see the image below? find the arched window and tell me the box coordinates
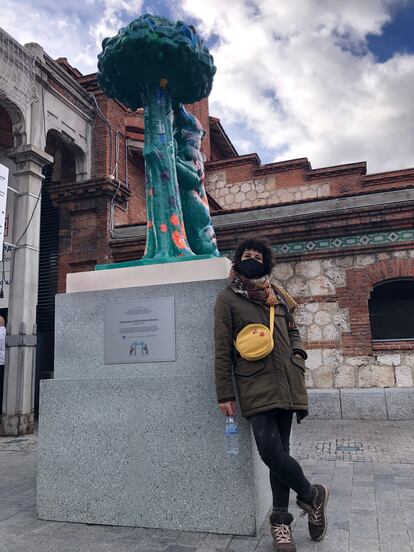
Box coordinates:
[369,278,414,340]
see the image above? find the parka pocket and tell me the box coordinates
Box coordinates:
[286,353,308,407]
[290,353,306,373]
[234,359,265,378]
[233,358,277,414]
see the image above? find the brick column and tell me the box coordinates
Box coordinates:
[49,178,131,293]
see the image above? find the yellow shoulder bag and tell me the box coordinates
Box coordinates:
[234,305,275,361]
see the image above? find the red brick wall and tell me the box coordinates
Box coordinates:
[87,94,147,226]
[56,195,113,293]
[90,94,111,179]
[210,140,224,161]
[104,99,128,182]
[337,258,414,356]
[187,98,210,160]
[274,169,307,188]
[114,158,147,226]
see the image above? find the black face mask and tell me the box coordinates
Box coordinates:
[237,258,266,279]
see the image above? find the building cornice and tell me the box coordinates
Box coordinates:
[39,54,95,119]
[77,73,135,113]
[208,116,239,158]
[205,153,261,171]
[362,167,414,186]
[10,144,53,166]
[49,177,130,205]
[205,157,371,181]
[305,161,367,180]
[256,158,311,175]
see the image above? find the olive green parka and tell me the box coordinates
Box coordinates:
[214,287,309,420]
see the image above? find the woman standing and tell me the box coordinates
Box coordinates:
[214,238,329,552]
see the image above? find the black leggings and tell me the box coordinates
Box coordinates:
[250,409,313,512]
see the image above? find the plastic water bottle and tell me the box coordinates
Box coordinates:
[225,416,239,457]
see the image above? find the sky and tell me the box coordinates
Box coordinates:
[2,0,414,173]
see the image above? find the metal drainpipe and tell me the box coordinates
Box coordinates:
[109,135,133,239]
[31,323,36,422]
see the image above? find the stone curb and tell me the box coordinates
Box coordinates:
[308,387,414,420]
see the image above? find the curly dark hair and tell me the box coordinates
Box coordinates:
[232,238,275,275]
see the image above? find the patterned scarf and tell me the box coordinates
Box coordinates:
[229,268,298,310]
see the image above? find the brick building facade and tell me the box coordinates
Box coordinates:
[47,59,414,400]
[204,156,414,392]
[2,52,412,412]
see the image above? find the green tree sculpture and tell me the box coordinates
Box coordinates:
[97,14,217,261]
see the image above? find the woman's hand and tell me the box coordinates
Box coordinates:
[219,401,236,416]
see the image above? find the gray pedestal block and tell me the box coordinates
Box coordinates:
[54,279,238,380]
[37,279,271,535]
[38,376,269,534]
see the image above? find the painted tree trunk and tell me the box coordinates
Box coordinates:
[142,86,194,260]
[174,103,220,257]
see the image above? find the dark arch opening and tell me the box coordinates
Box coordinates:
[34,129,86,413]
[369,278,414,340]
[45,130,77,183]
[35,130,76,413]
[0,105,14,148]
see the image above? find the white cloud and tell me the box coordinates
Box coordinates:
[179,0,414,172]
[1,0,413,172]
[90,0,144,51]
[1,1,93,72]
[0,0,144,74]
[232,136,254,155]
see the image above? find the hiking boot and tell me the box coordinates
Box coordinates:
[296,483,330,541]
[269,511,296,552]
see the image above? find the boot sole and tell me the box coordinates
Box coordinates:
[272,540,297,552]
[311,484,330,542]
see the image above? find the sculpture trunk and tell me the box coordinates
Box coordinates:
[142,86,194,260]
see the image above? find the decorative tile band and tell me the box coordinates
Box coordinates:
[222,229,414,257]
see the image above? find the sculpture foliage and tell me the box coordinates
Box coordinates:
[98,14,219,261]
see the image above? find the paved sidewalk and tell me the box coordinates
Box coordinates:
[0,420,413,552]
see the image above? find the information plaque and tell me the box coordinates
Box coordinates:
[105,297,175,364]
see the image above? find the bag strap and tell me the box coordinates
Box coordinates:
[269,305,275,334]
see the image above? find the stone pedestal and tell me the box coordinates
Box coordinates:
[37,259,271,535]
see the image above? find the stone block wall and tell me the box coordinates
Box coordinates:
[206,171,331,209]
[271,249,414,390]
